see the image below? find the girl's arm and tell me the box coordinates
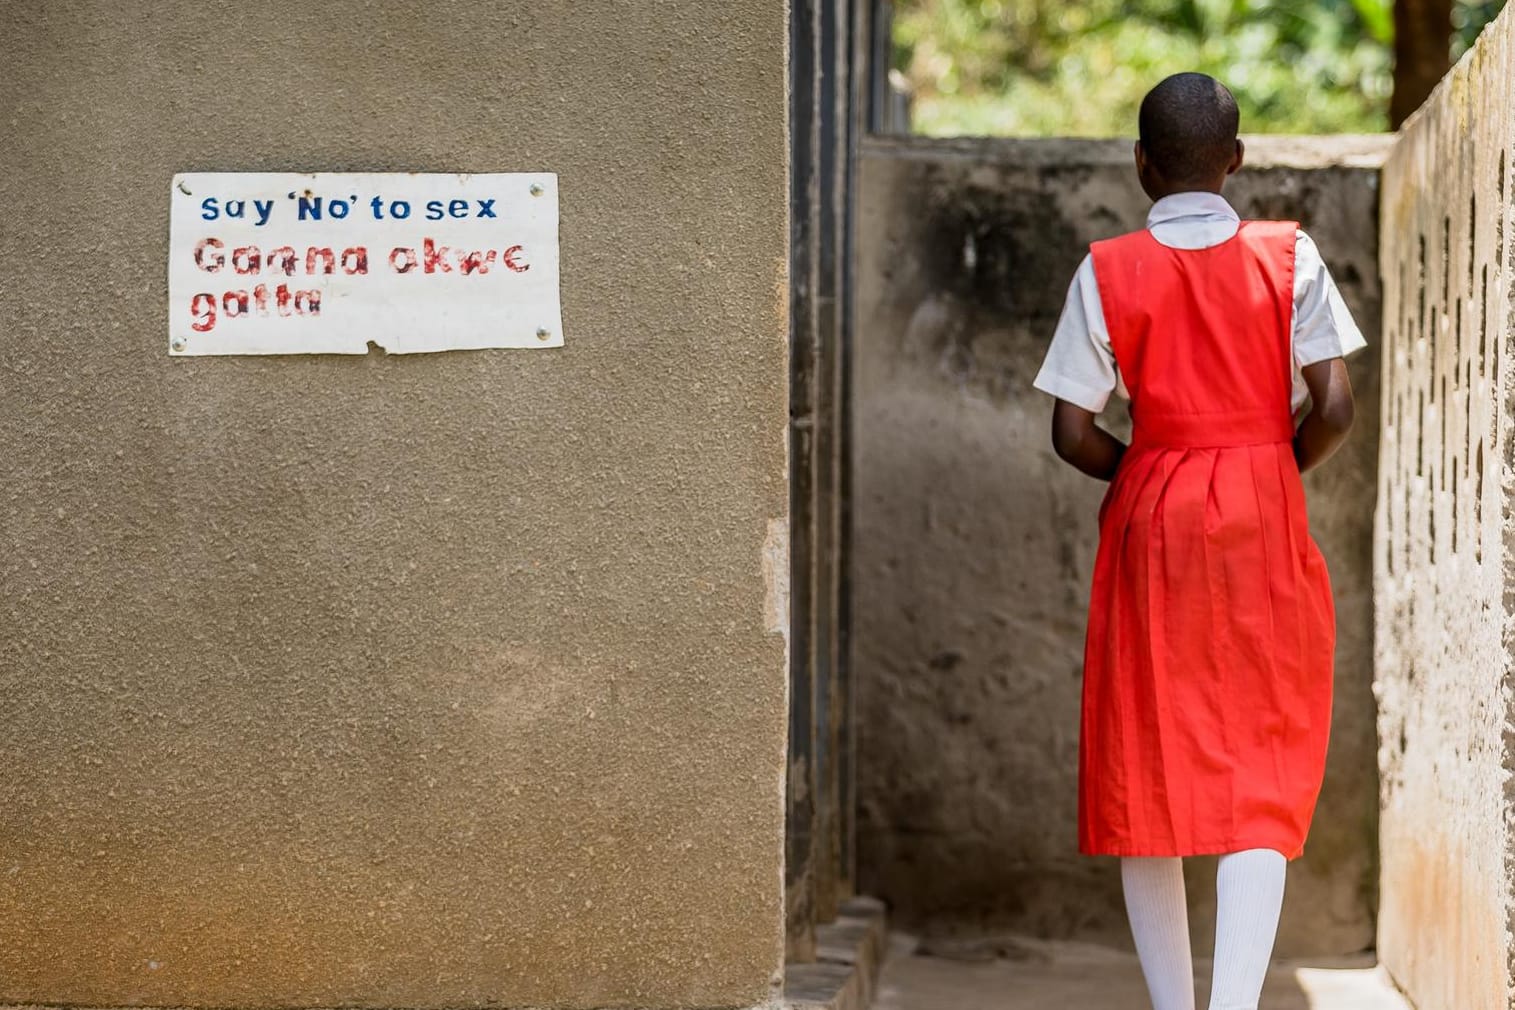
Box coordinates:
[1294,357,1355,473]
[1051,399,1126,482]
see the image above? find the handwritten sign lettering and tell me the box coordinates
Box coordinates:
[168,173,563,355]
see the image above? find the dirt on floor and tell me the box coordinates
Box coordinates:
[875,933,1414,1010]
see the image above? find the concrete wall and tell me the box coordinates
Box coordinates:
[0,3,789,1008]
[853,135,1390,957]
[1375,7,1515,1008]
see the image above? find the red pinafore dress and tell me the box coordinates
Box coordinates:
[1079,220,1334,860]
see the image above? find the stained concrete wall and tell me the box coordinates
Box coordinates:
[853,135,1391,957]
[0,3,788,1008]
[1375,7,1515,1008]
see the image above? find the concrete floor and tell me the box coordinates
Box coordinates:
[875,934,1415,1010]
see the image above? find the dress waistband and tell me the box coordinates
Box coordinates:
[1129,408,1295,449]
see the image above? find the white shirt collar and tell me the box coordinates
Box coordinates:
[1146,191,1239,229]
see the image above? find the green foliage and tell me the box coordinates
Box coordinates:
[1454,0,1506,55]
[893,0,1505,136]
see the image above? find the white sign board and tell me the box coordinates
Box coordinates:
[168,172,563,355]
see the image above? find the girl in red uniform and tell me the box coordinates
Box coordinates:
[1033,74,1361,1010]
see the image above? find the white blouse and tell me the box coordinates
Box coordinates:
[1032,191,1367,414]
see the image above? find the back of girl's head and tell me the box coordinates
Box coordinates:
[1138,73,1240,187]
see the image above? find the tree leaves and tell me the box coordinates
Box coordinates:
[892,0,1502,135]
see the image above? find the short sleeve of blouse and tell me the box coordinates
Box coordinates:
[1032,254,1119,413]
[1293,230,1367,366]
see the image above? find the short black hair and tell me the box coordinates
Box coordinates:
[1138,73,1240,185]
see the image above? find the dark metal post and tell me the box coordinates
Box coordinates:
[788,0,863,953]
[787,0,821,962]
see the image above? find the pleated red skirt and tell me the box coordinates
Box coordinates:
[1078,221,1335,860]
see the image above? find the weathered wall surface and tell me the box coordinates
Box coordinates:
[0,3,788,1008]
[853,135,1390,956]
[1375,7,1515,1008]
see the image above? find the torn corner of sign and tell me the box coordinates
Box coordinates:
[166,171,564,357]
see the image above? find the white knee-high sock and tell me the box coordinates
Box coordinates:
[1208,848,1287,1010]
[1121,856,1196,1010]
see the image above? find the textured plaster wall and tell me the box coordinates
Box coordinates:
[1375,7,1515,1008]
[0,3,789,1008]
[853,135,1390,957]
